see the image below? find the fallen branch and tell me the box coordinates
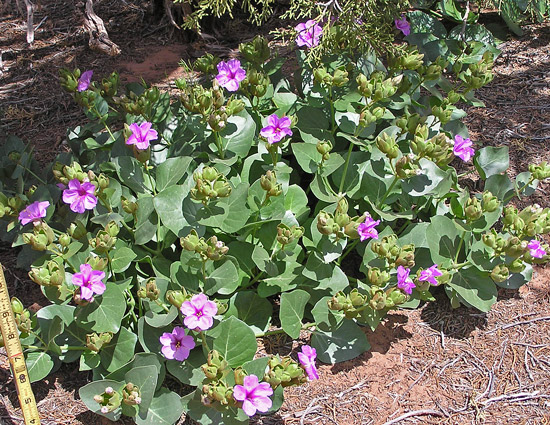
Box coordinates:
[482,391,550,405]
[382,409,445,425]
[83,0,121,56]
[487,316,550,334]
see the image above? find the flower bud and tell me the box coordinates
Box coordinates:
[239,35,270,65]
[122,382,142,406]
[145,279,159,301]
[11,297,24,314]
[317,211,339,235]
[481,191,499,213]
[465,197,483,222]
[529,162,550,180]
[316,140,332,161]
[395,154,419,179]
[166,290,186,309]
[376,133,399,159]
[491,264,509,283]
[368,267,390,286]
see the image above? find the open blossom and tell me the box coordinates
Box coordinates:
[72,263,106,301]
[395,14,411,36]
[77,70,93,92]
[180,293,218,331]
[233,374,273,417]
[126,122,158,150]
[528,240,546,258]
[357,215,380,242]
[260,114,292,144]
[63,179,97,214]
[295,20,323,48]
[298,345,319,380]
[216,59,246,92]
[453,135,475,162]
[18,201,49,226]
[419,264,443,286]
[159,326,195,361]
[397,265,415,295]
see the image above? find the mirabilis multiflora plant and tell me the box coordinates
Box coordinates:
[1,19,550,425]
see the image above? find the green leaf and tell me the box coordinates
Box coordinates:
[311,320,370,363]
[205,259,240,295]
[291,143,322,174]
[485,174,515,203]
[243,357,270,378]
[407,10,447,37]
[474,146,509,180]
[280,289,310,339]
[135,195,158,245]
[303,255,349,293]
[75,283,126,333]
[79,379,123,421]
[259,262,305,296]
[496,264,533,289]
[208,316,257,367]
[156,157,193,191]
[26,351,55,382]
[144,305,179,328]
[153,185,188,236]
[402,158,452,197]
[167,349,206,387]
[427,215,463,264]
[135,388,184,425]
[448,267,497,312]
[100,327,138,372]
[197,183,251,233]
[137,318,172,354]
[311,296,344,331]
[111,247,137,273]
[114,156,152,194]
[226,291,273,333]
[123,365,158,415]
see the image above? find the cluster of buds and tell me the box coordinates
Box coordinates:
[490,264,510,283]
[482,230,526,257]
[413,268,451,291]
[388,47,424,71]
[0,193,24,221]
[93,386,121,414]
[166,289,187,309]
[317,199,365,239]
[395,154,420,179]
[180,83,224,116]
[328,289,369,318]
[276,224,304,247]
[376,133,399,159]
[371,235,415,268]
[240,68,270,99]
[260,170,282,200]
[68,221,88,240]
[419,56,447,81]
[114,86,160,117]
[314,67,349,87]
[410,128,454,166]
[122,382,142,406]
[194,53,221,74]
[99,71,119,98]
[431,103,454,125]
[190,167,232,204]
[263,355,307,388]
[360,106,386,127]
[181,230,229,262]
[368,286,408,310]
[89,221,119,254]
[11,297,32,334]
[22,222,55,251]
[239,36,270,66]
[503,204,550,237]
[529,162,550,181]
[121,196,138,216]
[86,332,113,352]
[459,52,494,90]
[201,350,234,407]
[138,278,160,301]
[356,72,399,102]
[52,162,108,193]
[396,113,427,136]
[59,68,88,93]
[316,140,333,163]
[29,258,65,287]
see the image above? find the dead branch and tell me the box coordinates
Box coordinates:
[83,0,121,56]
[382,409,445,425]
[23,0,33,44]
[487,316,550,333]
[483,391,550,405]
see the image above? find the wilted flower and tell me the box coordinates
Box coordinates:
[528,240,546,258]
[180,293,218,331]
[126,122,158,150]
[260,114,293,144]
[19,201,49,226]
[215,59,246,92]
[395,14,411,36]
[63,179,97,214]
[159,326,195,361]
[72,263,106,301]
[453,135,475,162]
[232,374,273,417]
[397,265,415,295]
[298,345,319,380]
[357,215,380,242]
[77,70,93,92]
[418,264,443,286]
[295,20,323,48]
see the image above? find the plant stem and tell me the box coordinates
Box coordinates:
[377,176,399,209]
[454,231,467,264]
[154,299,171,314]
[255,322,316,338]
[339,143,354,193]
[339,239,359,264]
[214,131,225,159]
[200,331,211,352]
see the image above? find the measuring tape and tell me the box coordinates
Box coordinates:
[0,265,41,425]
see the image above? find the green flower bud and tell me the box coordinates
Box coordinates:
[505,236,527,258]
[529,162,550,180]
[206,236,229,261]
[370,291,387,310]
[122,382,142,406]
[395,154,420,179]
[491,264,509,283]
[94,386,121,414]
[317,211,340,235]
[121,197,138,215]
[195,53,221,74]
[349,288,367,307]
[368,267,390,286]
[386,288,407,307]
[11,297,24,314]
[277,223,304,246]
[86,332,113,352]
[260,170,282,198]
[316,140,333,161]
[239,36,270,65]
[376,133,399,159]
[482,191,499,212]
[145,279,159,301]
[332,69,349,87]
[465,197,483,222]
[314,67,332,85]
[343,215,366,239]
[166,290,186,309]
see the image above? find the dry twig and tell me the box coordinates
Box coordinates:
[381,409,445,425]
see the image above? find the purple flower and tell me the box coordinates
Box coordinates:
[528,240,546,259]
[418,264,443,286]
[18,201,50,226]
[397,265,415,295]
[180,293,218,331]
[126,122,158,150]
[298,345,319,380]
[453,135,475,162]
[259,114,293,144]
[72,263,106,301]
[77,70,93,92]
[159,326,195,361]
[295,20,323,48]
[395,14,411,36]
[215,59,246,92]
[62,179,97,214]
[233,375,273,417]
[357,215,380,242]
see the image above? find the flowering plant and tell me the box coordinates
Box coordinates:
[1,22,550,425]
